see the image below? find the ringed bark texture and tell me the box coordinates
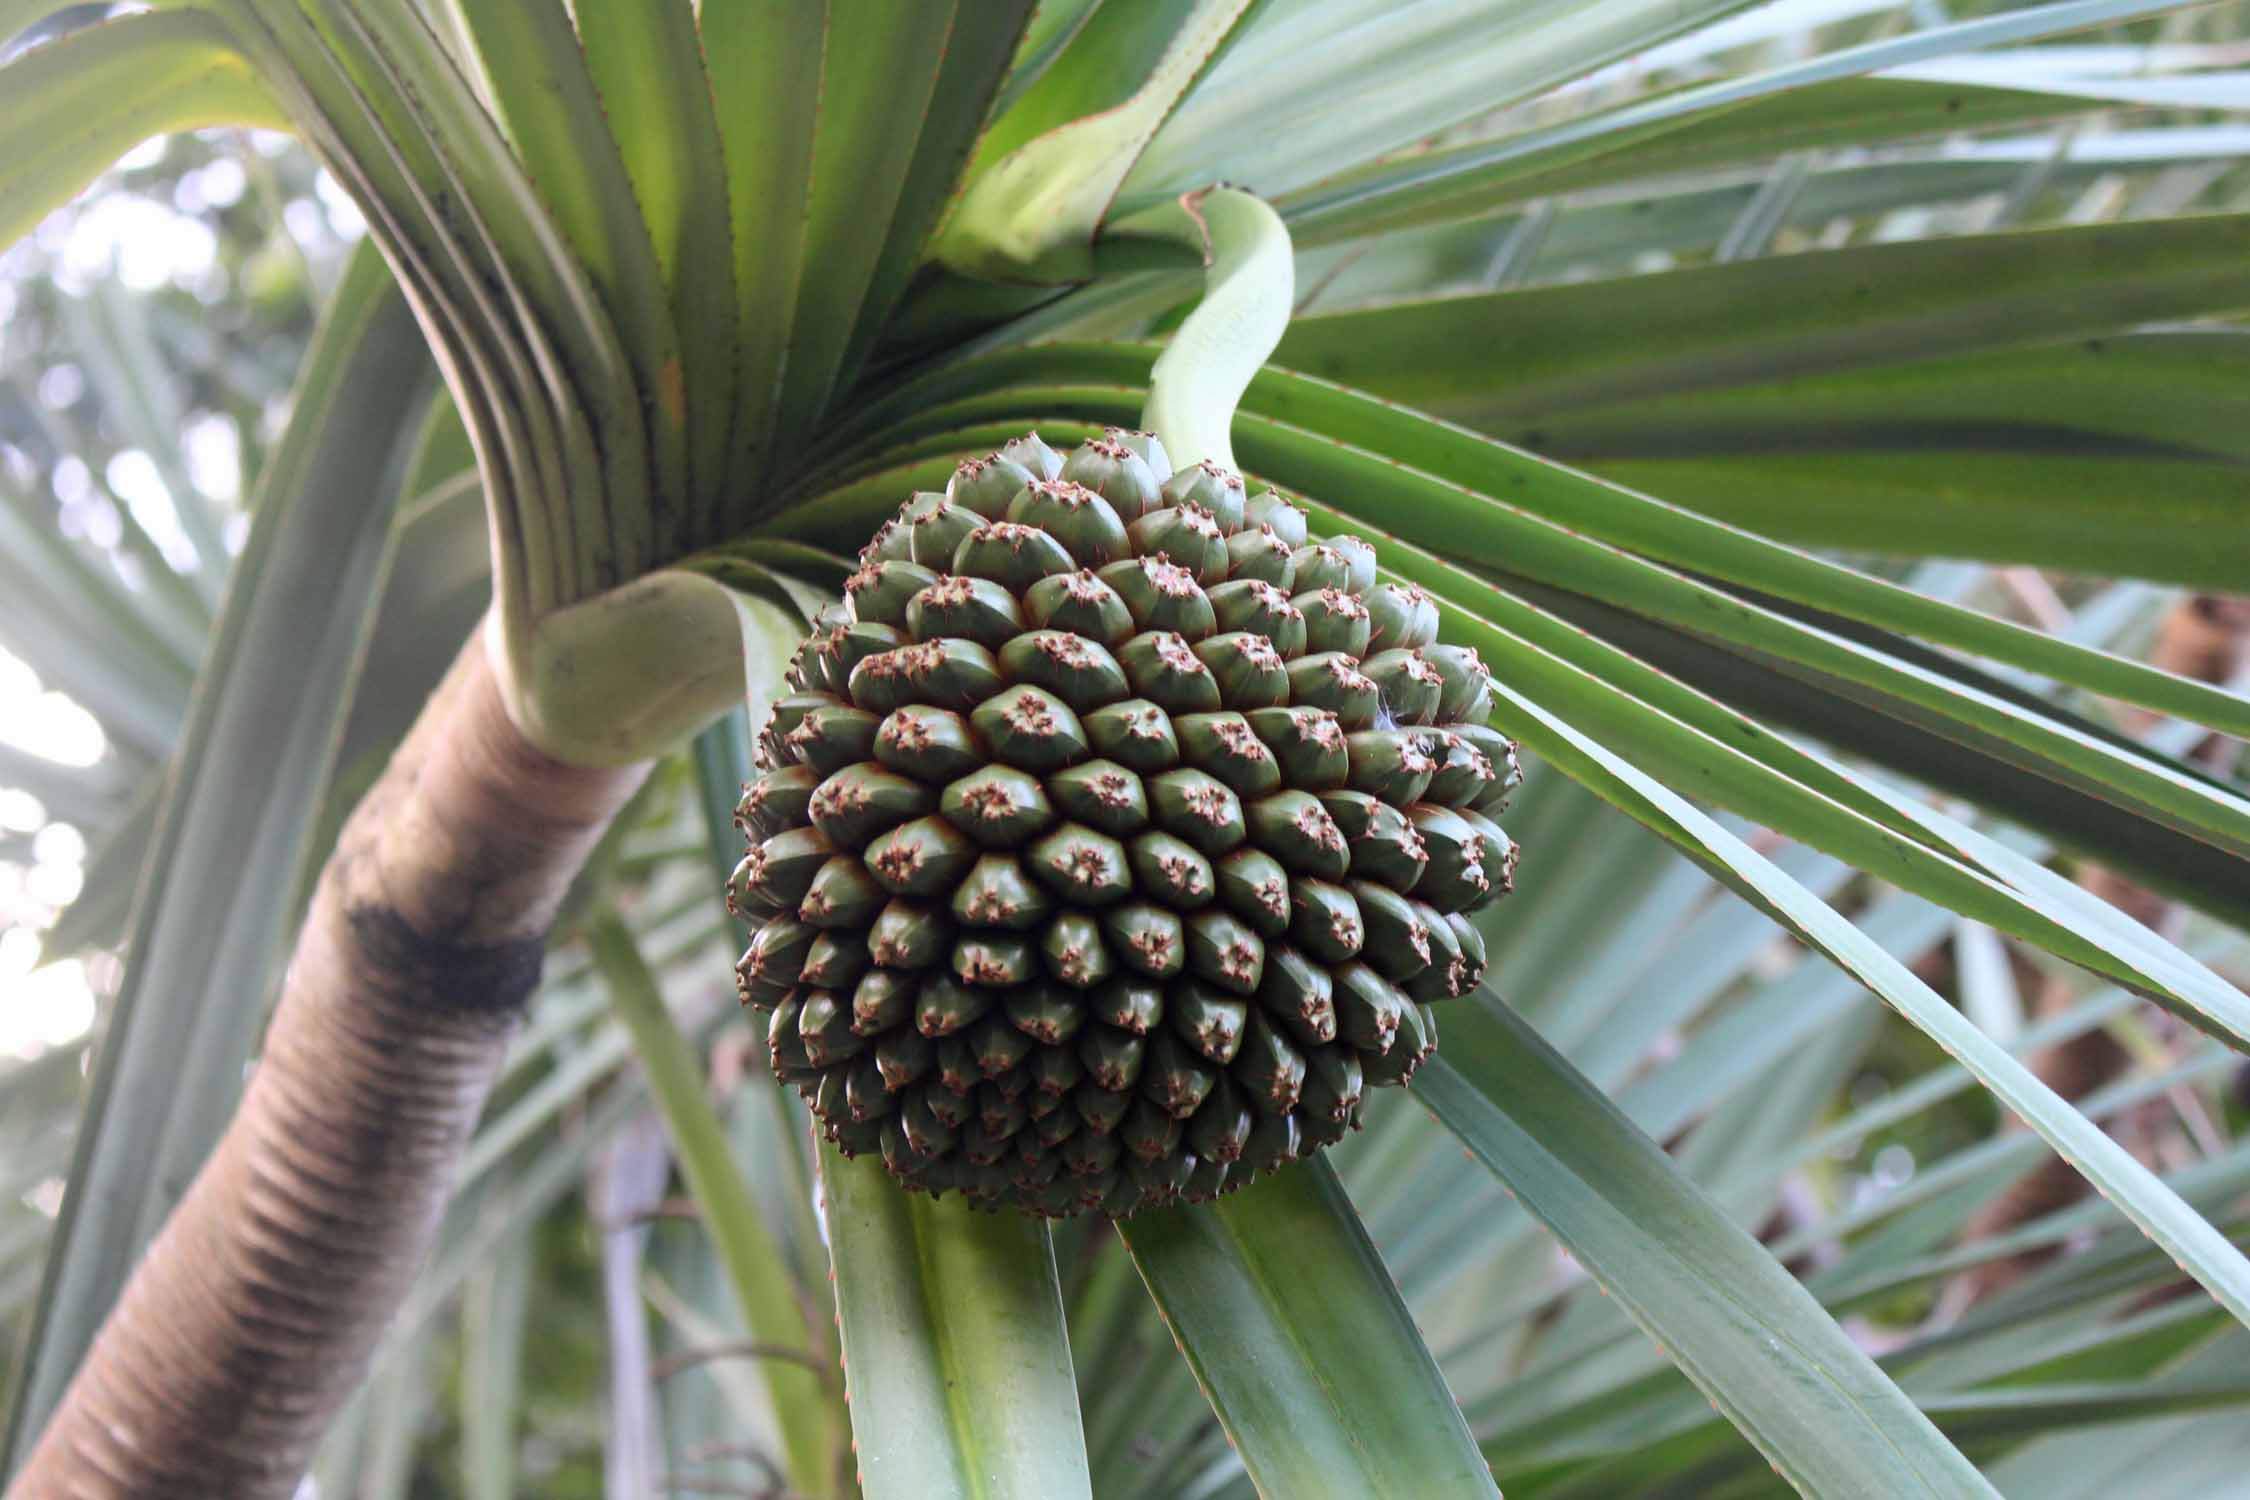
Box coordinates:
[11,639,646,1499]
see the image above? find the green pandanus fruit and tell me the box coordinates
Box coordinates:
[728,427,1523,1218]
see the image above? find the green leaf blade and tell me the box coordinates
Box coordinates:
[454,0,686,568]
[763,0,958,472]
[702,0,824,503]
[1476,677,2250,1333]
[831,1,1039,404]
[574,0,738,532]
[1273,215,2250,438]
[1119,1160,1502,1500]
[820,1146,1093,1500]
[1584,450,2250,593]
[1417,1002,2000,1499]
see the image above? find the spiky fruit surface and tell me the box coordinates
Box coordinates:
[730,429,1523,1218]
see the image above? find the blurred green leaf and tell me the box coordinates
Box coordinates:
[65,279,229,597]
[0,10,285,250]
[688,718,826,1291]
[459,1222,533,1500]
[1128,0,1768,200]
[588,915,841,1500]
[1288,77,2108,246]
[1279,0,2218,245]
[1419,998,1998,1498]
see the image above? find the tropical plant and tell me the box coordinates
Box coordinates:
[2,1,2248,1497]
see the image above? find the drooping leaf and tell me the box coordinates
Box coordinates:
[1221,367,2250,731]
[0,10,286,250]
[1417,998,2000,1499]
[1468,675,2250,1329]
[802,338,2250,719]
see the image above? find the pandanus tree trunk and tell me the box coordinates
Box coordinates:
[10,640,645,1498]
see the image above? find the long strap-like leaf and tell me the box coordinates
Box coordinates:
[819,1145,1093,1500]
[0,10,287,249]
[1418,999,2000,1499]
[2,241,434,1469]
[1119,1160,1501,1500]
[1483,675,2250,1328]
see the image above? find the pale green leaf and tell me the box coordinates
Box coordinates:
[0,10,286,252]
[1119,1160,1501,1500]
[575,0,736,525]
[819,1144,1092,1500]
[936,0,1261,282]
[1420,999,2003,1498]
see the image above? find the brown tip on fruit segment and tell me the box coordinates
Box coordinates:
[960,783,1014,821]
[872,843,923,883]
[1056,846,1109,889]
